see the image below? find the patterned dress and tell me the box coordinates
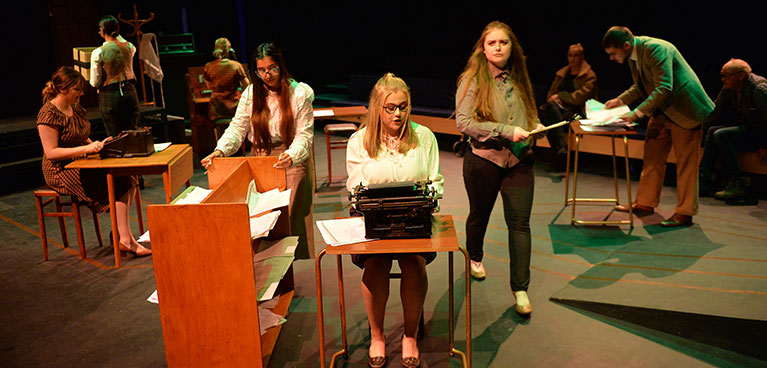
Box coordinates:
[37,102,135,213]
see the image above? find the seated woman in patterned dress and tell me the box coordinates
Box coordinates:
[37,66,150,257]
[345,73,444,368]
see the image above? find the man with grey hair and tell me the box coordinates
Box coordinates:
[699,58,767,200]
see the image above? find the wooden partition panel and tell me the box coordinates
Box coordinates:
[148,203,263,367]
[204,161,253,204]
[206,156,283,191]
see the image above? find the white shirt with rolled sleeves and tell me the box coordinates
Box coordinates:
[214,80,314,166]
[346,122,444,197]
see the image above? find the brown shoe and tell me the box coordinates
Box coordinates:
[660,214,693,227]
[614,203,654,216]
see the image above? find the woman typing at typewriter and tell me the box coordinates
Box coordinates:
[37,66,150,256]
[90,15,140,137]
[200,43,315,259]
[455,21,543,315]
[346,73,443,368]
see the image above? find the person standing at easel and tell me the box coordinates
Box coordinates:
[90,15,139,137]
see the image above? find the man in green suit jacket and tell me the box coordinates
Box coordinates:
[602,26,714,227]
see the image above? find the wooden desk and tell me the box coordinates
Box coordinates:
[565,122,638,228]
[314,105,368,124]
[315,215,471,367]
[66,144,193,267]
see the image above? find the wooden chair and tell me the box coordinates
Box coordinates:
[34,186,143,261]
[323,123,357,186]
[34,187,102,260]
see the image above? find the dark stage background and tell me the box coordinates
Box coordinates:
[2,1,764,119]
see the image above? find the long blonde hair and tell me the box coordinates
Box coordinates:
[457,21,538,128]
[363,73,418,158]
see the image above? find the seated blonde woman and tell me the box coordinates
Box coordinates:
[346,73,443,368]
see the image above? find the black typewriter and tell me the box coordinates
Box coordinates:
[99,127,155,158]
[349,181,439,239]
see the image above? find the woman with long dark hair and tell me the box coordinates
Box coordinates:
[201,43,315,259]
[456,21,543,315]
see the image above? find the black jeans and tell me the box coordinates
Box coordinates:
[99,81,139,136]
[700,125,762,179]
[463,148,534,292]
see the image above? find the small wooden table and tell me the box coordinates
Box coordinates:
[565,121,638,228]
[315,214,471,367]
[66,144,193,267]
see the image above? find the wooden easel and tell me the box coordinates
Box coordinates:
[118,3,155,106]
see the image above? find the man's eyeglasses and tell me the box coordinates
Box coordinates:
[721,71,744,79]
[256,66,280,78]
[382,103,408,114]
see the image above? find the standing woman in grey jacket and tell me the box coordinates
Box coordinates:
[455,20,543,316]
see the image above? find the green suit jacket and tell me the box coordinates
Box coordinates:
[618,36,714,129]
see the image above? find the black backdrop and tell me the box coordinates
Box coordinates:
[3,0,764,119]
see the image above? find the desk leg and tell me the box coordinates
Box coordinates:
[451,248,472,367]
[316,249,327,368]
[335,255,349,363]
[611,137,620,204]
[570,134,581,225]
[624,136,634,229]
[107,173,121,268]
[162,169,172,203]
[564,127,573,205]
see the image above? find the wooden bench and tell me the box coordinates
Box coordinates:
[147,156,294,367]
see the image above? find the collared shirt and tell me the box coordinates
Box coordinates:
[215,80,314,166]
[455,71,534,168]
[346,122,444,196]
[89,35,136,88]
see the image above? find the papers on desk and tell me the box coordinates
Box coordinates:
[316,217,372,246]
[313,109,335,118]
[250,210,281,239]
[154,142,172,152]
[579,99,636,131]
[171,186,212,204]
[246,181,291,216]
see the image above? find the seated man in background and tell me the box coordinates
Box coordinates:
[699,59,767,200]
[539,43,597,171]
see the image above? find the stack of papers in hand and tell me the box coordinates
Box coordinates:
[316,217,371,246]
[579,99,636,131]
[250,210,281,239]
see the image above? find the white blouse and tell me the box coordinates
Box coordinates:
[215,80,314,166]
[346,122,444,196]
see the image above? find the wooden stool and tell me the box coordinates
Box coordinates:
[323,123,357,185]
[34,187,103,261]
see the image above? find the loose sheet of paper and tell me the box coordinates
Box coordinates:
[250,210,281,239]
[316,217,371,246]
[248,187,291,217]
[580,99,632,126]
[174,186,212,205]
[147,289,158,304]
[154,142,172,152]
[313,109,335,118]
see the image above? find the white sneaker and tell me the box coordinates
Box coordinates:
[470,261,486,280]
[514,291,532,315]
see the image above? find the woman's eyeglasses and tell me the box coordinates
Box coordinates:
[256,66,280,78]
[382,103,408,114]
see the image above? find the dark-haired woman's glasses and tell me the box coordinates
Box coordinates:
[256,66,280,78]
[382,103,408,114]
